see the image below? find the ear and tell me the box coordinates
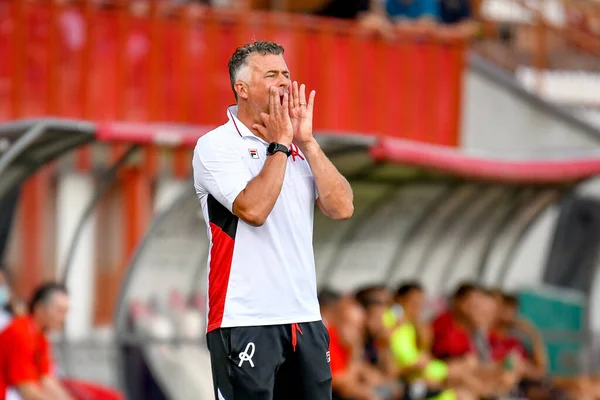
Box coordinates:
[235,81,249,100]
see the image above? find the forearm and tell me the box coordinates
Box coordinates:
[378,351,399,379]
[415,323,433,350]
[359,363,385,386]
[522,362,545,380]
[522,323,548,374]
[334,374,377,400]
[233,152,288,226]
[301,139,353,219]
[17,384,51,400]
[43,378,74,400]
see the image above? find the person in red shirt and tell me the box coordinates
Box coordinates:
[0,282,74,400]
[432,284,520,398]
[320,291,399,400]
[431,283,479,361]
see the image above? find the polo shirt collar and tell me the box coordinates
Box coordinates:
[227,105,267,143]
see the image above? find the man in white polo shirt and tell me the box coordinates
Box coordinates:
[192,41,354,399]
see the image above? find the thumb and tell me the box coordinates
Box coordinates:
[252,124,267,137]
[259,112,269,125]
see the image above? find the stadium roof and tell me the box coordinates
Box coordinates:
[2,118,600,200]
[371,138,600,184]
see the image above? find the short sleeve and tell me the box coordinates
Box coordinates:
[327,327,348,378]
[193,139,253,213]
[39,337,52,376]
[4,328,39,385]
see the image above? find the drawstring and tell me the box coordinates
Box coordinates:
[289,144,304,162]
[291,323,303,352]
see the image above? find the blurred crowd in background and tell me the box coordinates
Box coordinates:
[97,0,475,24]
[321,281,600,400]
[3,264,598,400]
[44,0,477,33]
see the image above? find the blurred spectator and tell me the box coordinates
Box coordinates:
[301,0,395,39]
[384,0,439,23]
[470,289,497,363]
[488,292,566,400]
[354,286,397,380]
[384,282,482,400]
[0,282,73,400]
[431,283,525,398]
[438,0,480,36]
[492,292,598,399]
[431,283,478,361]
[322,293,401,400]
[313,0,370,19]
[490,292,546,379]
[439,0,471,24]
[318,287,342,326]
[470,289,523,395]
[173,0,246,9]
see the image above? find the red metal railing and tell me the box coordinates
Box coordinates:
[475,0,600,78]
[0,0,468,145]
[0,0,469,319]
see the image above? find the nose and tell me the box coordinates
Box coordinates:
[279,76,290,89]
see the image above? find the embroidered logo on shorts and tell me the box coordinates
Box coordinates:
[238,342,256,368]
[218,388,226,400]
[326,351,331,363]
[248,149,259,159]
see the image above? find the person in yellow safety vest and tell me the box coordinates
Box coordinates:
[382,283,481,400]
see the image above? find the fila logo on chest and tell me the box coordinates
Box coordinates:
[248,149,260,159]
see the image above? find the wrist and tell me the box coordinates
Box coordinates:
[276,137,293,148]
[298,138,319,155]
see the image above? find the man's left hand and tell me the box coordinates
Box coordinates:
[288,81,316,149]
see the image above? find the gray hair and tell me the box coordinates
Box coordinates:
[228,41,285,101]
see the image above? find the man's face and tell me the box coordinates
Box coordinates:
[469,293,498,330]
[244,53,291,114]
[499,302,518,327]
[456,290,487,325]
[455,290,476,317]
[42,292,70,332]
[338,301,366,346]
[365,304,387,336]
[400,289,425,321]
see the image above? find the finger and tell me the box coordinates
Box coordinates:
[293,81,299,109]
[299,83,307,106]
[259,112,269,125]
[252,123,267,137]
[269,86,278,115]
[274,86,284,117]
[281,92,289,116]
[307,90,316,113]
[288,83,294,111]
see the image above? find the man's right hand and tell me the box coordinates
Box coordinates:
[253,87,294,147]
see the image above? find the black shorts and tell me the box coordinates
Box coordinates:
[206,321,332,400]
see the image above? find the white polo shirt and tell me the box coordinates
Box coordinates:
[192,106,321,332]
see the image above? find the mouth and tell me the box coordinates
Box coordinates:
[279,94,285,106]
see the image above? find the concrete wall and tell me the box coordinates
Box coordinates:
[460,56,600,152]
[461,57,600,334]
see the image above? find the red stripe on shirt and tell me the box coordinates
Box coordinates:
[207,222,235,332]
